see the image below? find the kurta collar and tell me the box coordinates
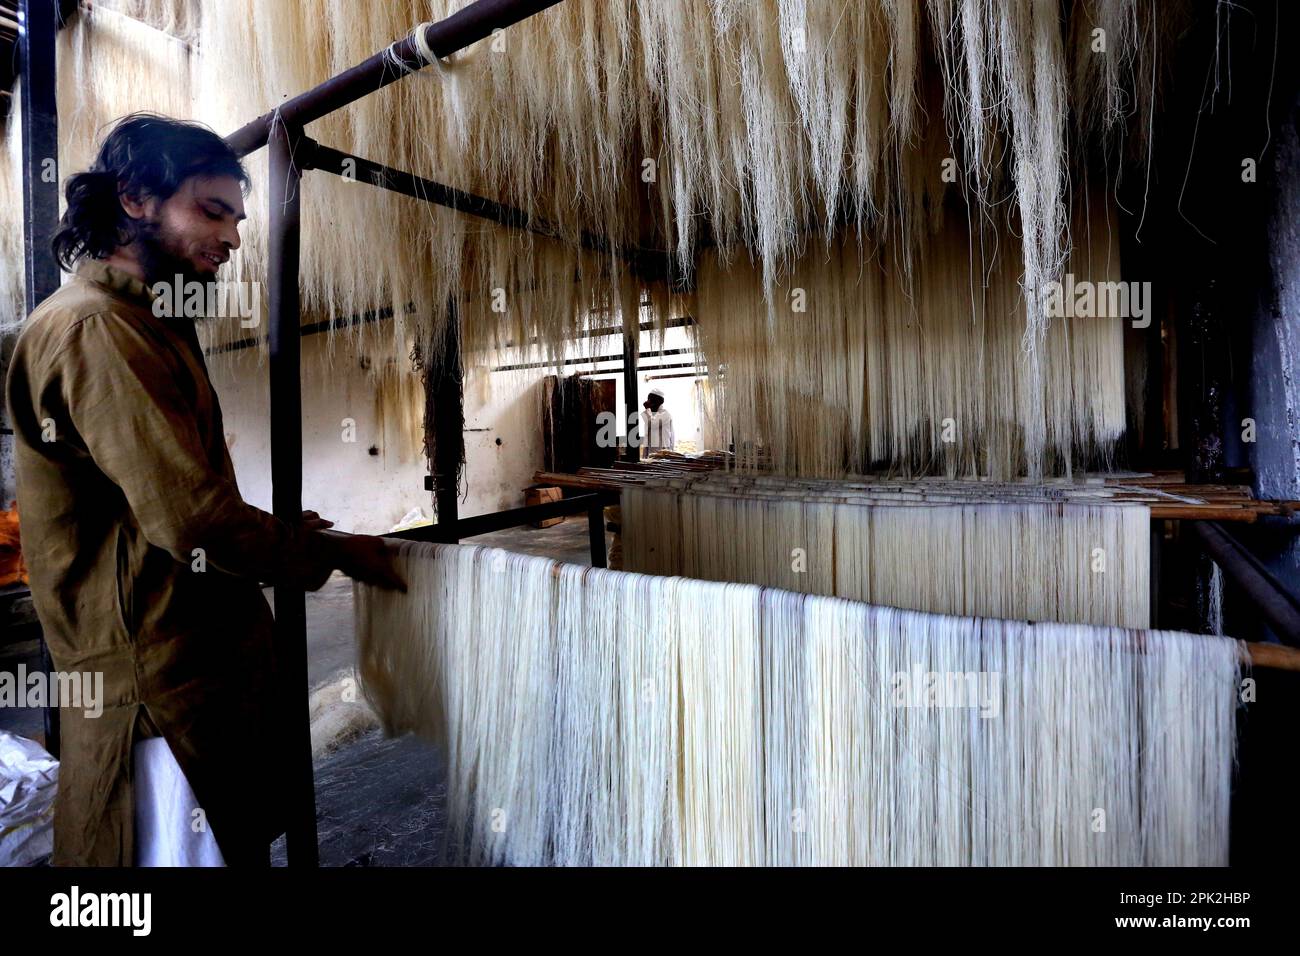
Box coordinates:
[74,259,158,308]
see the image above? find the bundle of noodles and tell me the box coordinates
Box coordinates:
[24,0,1167,354]
[356,540,1240,866]
[0,1,1179,475]
[692,194,1126,478]
[621,475,1151,628]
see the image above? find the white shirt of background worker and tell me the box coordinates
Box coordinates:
[641,388,675,452]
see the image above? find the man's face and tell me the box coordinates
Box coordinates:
[130,174,245,284]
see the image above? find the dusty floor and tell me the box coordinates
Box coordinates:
[1,516,609,866]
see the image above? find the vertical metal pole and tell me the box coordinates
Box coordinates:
[19,0,60,310]
[18,0,62,759]
[431,299,462,543]
[267,122,318,866]
[622,318,639,462]
[587,501,607,568]
[1149,521,1162,630]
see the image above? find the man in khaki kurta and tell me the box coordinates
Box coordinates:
[8,259,304,865]
[6,114,401,865]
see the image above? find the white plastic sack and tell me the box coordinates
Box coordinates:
[389,507,431,533]
[0,731,58,866]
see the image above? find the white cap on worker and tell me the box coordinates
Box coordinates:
[648,387,665,399]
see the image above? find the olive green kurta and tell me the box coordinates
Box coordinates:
[6,259,313,866]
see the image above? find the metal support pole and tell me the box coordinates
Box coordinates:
[267,122,319,866]
[388,491,612,542]
[430,300,463,544]
[587,502,607,568]
[18,0,62,759]
[1190,521,1300,645]
[1150,521,1162,630]
[19,0,60,310]
[622,318,639,463]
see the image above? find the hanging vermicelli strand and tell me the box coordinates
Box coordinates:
[0,2,1161,484]
[690,197,1127,479]
[5,3,1171,418]
[621,477,1151,628]
[357,541,1240,867]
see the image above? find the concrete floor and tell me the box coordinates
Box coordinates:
[1,516,608,866]
[474,512,607,565]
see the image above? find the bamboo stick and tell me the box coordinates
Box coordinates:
[1244,641,1300,672]
[1148,505,1258,522]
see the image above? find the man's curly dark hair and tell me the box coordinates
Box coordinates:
[51,112,249,271]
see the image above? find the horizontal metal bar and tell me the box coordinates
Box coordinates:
[388,490,618,543]
[308,141,548,230]
[304,139,671,280]
[204,302,414,356]
[505,315,696,347]
[645,371,710,381]
[492,347,695,373]
[225,0,563,157]
[575,362,702,376]
[203,297,691,357]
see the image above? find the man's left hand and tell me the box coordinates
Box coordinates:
[299,510,335,532]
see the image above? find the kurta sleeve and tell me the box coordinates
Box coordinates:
[663,411,675,450]
[54,311,322,584]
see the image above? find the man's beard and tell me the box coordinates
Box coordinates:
[134,218,206,287]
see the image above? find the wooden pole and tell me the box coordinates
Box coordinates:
[1243,641,1300,672]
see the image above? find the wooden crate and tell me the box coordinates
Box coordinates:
[525,486,564,528]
